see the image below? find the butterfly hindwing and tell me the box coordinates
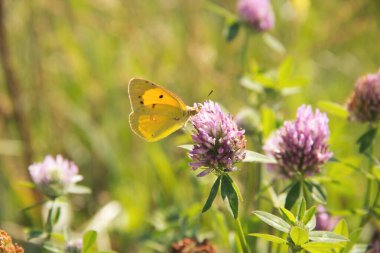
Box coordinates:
[129,104,189,142]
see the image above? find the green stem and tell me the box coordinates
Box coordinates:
[235,216,251,253]
[360,145,374,226]
[45,199,56,241]
[372,182,380,207]
[275,243,281,253]
[300,178,312,208]
[240,28,250,75]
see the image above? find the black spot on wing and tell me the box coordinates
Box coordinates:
[159,94,163,98]
[152,104,156,108]
[140,101,144,105]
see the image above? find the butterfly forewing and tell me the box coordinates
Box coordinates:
[129,78,187,110]
[128,78,194,142]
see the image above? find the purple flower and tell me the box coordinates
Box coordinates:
[264,105,333,178]
[347,70,380,123]
[315,205,340,231]
[28,155,83,198]
[237,0,275,32]
[65,239,83,253]
[189,101,247,177]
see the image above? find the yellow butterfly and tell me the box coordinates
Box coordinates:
[128,78,199,142]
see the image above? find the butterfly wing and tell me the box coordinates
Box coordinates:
[128,78,191,141]
[129,104,190,142]
[128,78,187,111]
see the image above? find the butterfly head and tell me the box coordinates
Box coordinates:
[187,106,199,116]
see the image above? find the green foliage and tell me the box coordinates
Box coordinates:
[225,21,241,42]
[202,176,221,213]
[356,127,378,154]
[251,199,348,252]
[221,175,239,219]
[83,230,98,253]
[317,101,349,119]
[243,150,277,164]
[1,0,380,252]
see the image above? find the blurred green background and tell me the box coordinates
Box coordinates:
[0,0,380,252]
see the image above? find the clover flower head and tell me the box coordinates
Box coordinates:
[189,101,246,177]
[0,229,24,253]
[171,238,216,253]
[237,0,275,32]
[347,70,380,123]
[28,155,83,198]
[315,205,340,231]
[65,239,83,253]
[264,105,333,178]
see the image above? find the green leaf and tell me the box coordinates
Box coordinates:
[297,198,306,221]
[205,1,236,20]
[202,176,221,213]
[309,231,349,243]
[356,127,378,154]
[290,226,309,246]
[83,230,98,253]
[53,207,61,224]
[261,106,277,139]
[43,244,61,253]
[262,33,286,55]
[224,21,240,42]
[248,233,287,244]
[302,206,316,225]
[349,244,368,253]
[221,175,239,219]
[226,174,244,202]
[28,229,45,240]
[305,215,316,231]
[373,166,380,182]
[317,101,349,119]
[252,211,291,233]
[333,219,349,237]
[243,150,277,164]
[21,200,48,212]
[342,229,362,253]
[178,144,193,151]
[279,207,296,225]
[278,57,294,85]
[310,183,327,204]
[240,77,264,92]
[285,181,301,210]
[67,185,91,195]
[302,242,345,253]
[302,181,314,207]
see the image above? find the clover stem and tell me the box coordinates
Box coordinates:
[235,216,251,253]
[240,27,250,75]
[361,134,375,226]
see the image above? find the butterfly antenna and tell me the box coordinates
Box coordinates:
[207,90,213,98]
